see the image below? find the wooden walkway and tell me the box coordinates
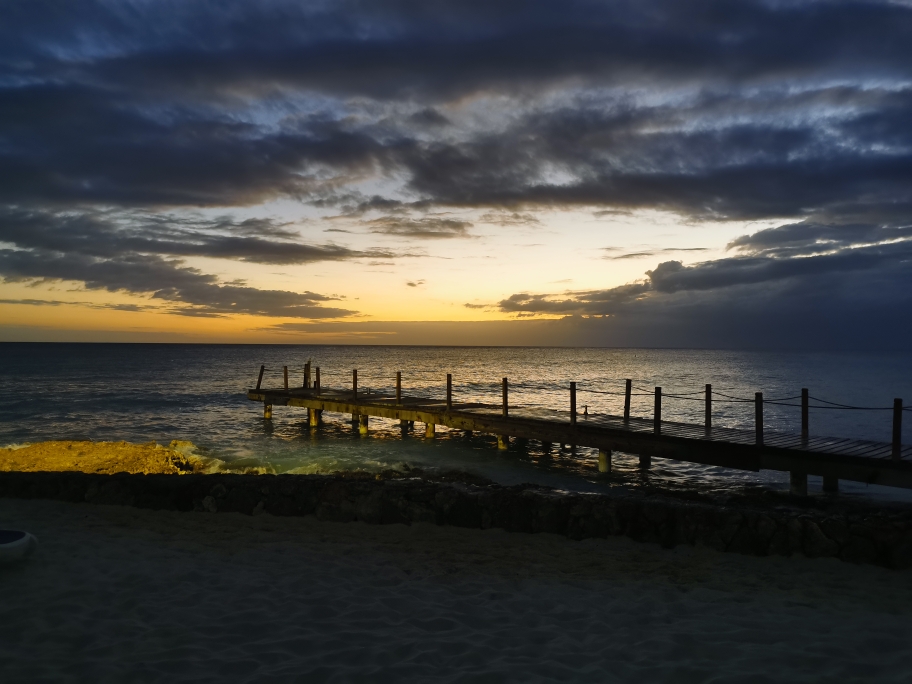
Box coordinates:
[247,368,912,493]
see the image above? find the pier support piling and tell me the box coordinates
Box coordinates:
[755,392,764,447]
[790,472,808,496]
[497,434,509,451]
[598,449,611,474]
[705,384,712,431]
[570,382,577,425]
[256,365,265,391]
[502,377,509,418]
[893,398,903,459]
[623,379,631,422]
[315,367,321,394]
[264,403,273,420]
[396,372,401,404]
[639,454,651,469]
[801,388,809,445]
[654,387,662,434]
[283,366,289,390]
[308,408,319,428]
[446,373,452,410]
[425,422,435,438]
[359,413,369,436]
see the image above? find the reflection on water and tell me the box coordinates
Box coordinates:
[1,343,910,501]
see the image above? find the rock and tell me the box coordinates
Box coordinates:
[801,519,838,558]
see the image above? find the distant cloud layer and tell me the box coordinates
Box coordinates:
[1,0,911,343]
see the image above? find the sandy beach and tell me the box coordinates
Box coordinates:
[2,498,911,683]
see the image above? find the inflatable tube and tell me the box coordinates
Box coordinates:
[0,530,38,565]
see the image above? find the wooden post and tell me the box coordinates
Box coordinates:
[705,384,712,431]
[502,377,509,418]
[570,382,577,425]
[315,367,321,394]
[396,371,402,404]
[598,449,611,474]
[256,365,265,390]
[308,408,319,427]
[352,369,358,399]
[893,398,903,459]
[359,413,368,436]
[801,388,809,442]
[623,379,632,422]
[755,392,763,446]
[790,472,808,496]
[283,366,288,390]
[264,403,272,420]
[653,387,662,434]
[425,422,435,438]
[303,362,311,389]
[446,373,452,410]
[497,434,508,450]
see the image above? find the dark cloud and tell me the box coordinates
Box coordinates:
[0,208,364,318]
[608,247,709,260]
[1,1,910,222]
[0,207,396,265]
[365,217,473,239]
[0,249,354,319]
[494,221,912,348]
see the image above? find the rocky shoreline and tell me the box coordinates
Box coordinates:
[3,469,912,569]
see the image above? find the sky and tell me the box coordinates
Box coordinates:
[1,0,911,349]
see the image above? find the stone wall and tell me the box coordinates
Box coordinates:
[2,471,911,568]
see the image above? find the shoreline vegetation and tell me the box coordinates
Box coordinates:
[2,440,912,569]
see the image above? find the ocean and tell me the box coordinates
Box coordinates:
[2,343,910,501]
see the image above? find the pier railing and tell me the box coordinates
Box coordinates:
[253,362,906,459]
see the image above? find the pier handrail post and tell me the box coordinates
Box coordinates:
[256,365,265,390]
[304,362,311,389]
[654,387,662,434]
[315,367,321,394]
[283,366,289,390]
[502,377,509,418]
[705,384,712,431]
[755,392,763,447]
[570,382,577,425]
[801,388,809,440]
[446,373,452,410]
[396,371,401,404]
[893,398,903,459]
[353,369,358,400]
[624,379,632,422]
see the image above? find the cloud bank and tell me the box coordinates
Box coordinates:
[1,0,911,343]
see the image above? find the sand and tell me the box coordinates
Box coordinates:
[0,440,210,475]
[1,500,911,683]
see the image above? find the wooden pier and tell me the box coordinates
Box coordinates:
[247,364,912,494]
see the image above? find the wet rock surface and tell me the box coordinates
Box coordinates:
[1,469,911,569]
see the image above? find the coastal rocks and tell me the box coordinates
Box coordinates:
[2,470,912,569]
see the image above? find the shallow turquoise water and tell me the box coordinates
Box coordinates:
[1,343,910,500]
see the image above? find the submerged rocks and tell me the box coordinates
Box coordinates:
[1,470,911,569]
